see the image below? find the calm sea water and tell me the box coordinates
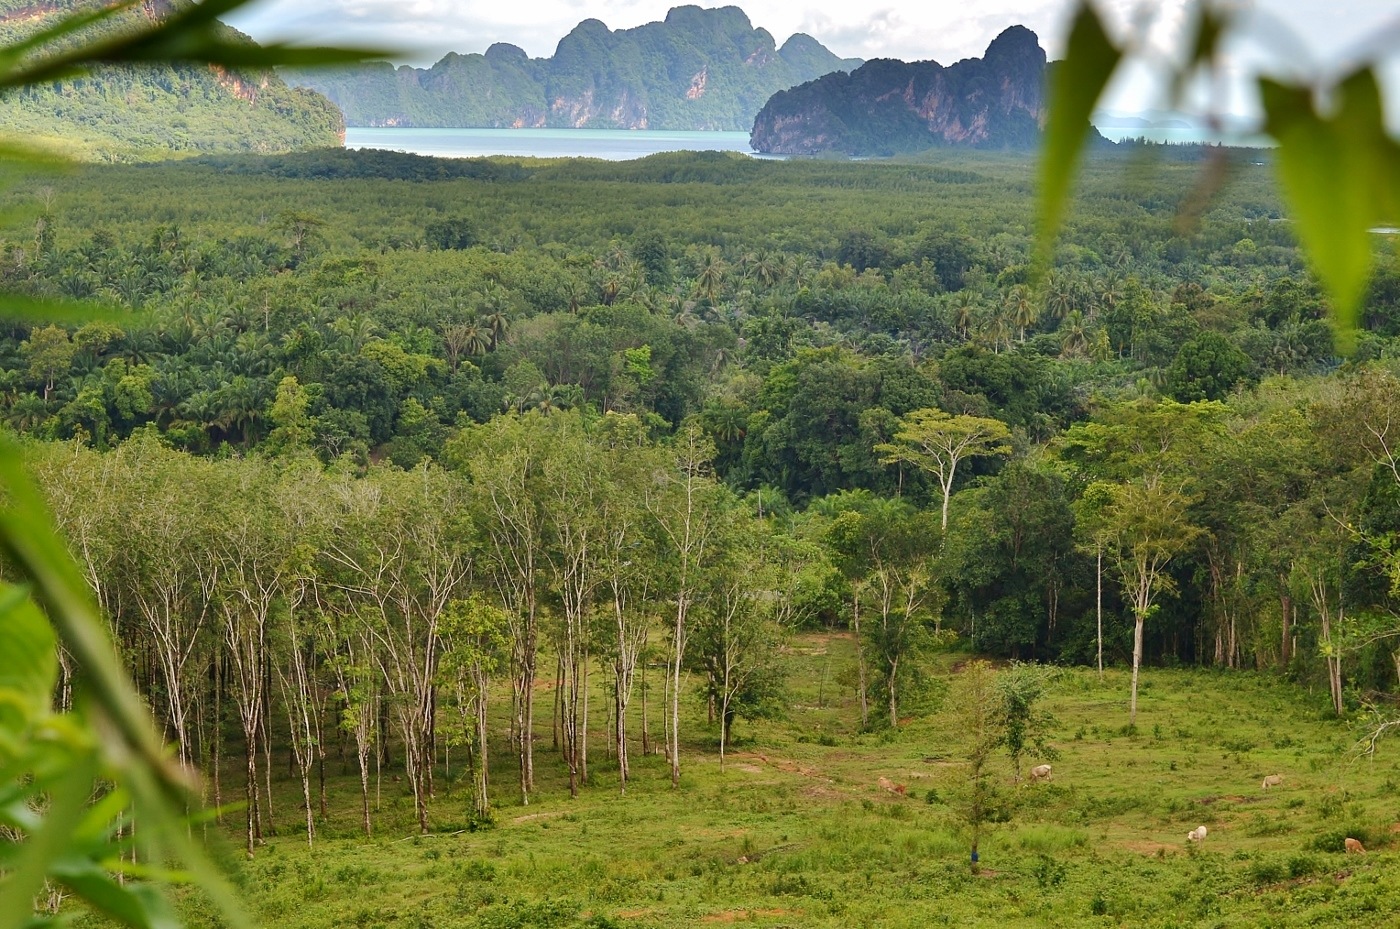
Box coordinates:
[1096,126,1273,147]
[344,127,756,160]
[344,125,1269,160]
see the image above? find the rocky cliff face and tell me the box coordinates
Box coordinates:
[750,26,1056,155]
[285,5,862,131]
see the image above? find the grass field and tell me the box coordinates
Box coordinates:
[174,634,1400,928]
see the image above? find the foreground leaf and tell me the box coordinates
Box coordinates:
[1036,1,1121,268]
[1261,68,1400,341]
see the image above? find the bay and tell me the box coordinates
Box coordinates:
[1094,125,1273,147]
[343,127,756,160]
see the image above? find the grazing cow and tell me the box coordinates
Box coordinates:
[1028,764,1053,783]
[877,776,897,793]
[1187,826,1208,843]
[1345,837,1366,854]
[1261,774,1284,789]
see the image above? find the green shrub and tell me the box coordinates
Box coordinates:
[1308,826,1377,852]
[1287,854,1324,878]
[1247,858,1285,885]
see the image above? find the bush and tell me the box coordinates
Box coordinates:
[1287,854,1324,878]
[1247,858,1286,885]
[1309,826,1377,853]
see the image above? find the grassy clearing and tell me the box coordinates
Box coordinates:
[169,635,1400,928]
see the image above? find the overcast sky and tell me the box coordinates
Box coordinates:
[226,0,1400,116]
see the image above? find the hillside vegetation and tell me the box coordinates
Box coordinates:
[0,0,343,160]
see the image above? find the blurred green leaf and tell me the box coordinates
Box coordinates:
[0,3,387,927]
[51,858,180,929]
[1260,68,1400,341]
[0,439,250,927]
[0,0,388,89]
[0,584,56,726]
[1170,5,1231,104]
[0,750,97,929]
[1037,1,1121,269]
[0,440,169,786]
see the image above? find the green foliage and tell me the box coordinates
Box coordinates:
[1164,330,1253,401]
[1041,0,1400,339]
[0,0,380,161]
[1036,2,1120,268]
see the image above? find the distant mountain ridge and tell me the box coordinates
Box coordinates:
[750,26,1078,156]
[0,0,344,161]
[284,5,863,131]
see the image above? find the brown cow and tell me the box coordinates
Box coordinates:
[1345,837,1366,854]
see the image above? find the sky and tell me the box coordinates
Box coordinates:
[226,0,1400,118]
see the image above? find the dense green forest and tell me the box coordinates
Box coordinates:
[0,0,344,160]
[8,143,1400,860]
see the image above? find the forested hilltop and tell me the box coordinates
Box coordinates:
[283,5,862,130]
[0,0,344,160]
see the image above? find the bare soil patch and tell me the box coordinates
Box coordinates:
[701,908,794,922]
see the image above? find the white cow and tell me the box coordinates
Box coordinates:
[1187,826,1208,843]
[1028,764,1053,783]
[1261,774,1284,789]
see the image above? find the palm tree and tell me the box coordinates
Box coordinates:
[6,394,49,432]
[705,402,747,446]
[952,291,979,341]
[1059,310,1090,358]
[788,254,816,289]
[693,248,726,306]
[150,368,193,427]
[1006,285,1038,342]
[483,310,510,348]
[462,322,490,357]
[751,250,782,290]
[331,315,378,353]
[983,309,1012,354]
[212,375,268,447]
[119,329,164,366]
[1042,270,1075,322]
[1095,273,1124,316]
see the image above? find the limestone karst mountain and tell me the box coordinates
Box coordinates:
[750,26,1081,156]
[284,5,863,132]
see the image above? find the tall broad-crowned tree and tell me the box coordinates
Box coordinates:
[1061,399,1222,716]
[876,407,1012,530]
[1098,477,1204,725]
